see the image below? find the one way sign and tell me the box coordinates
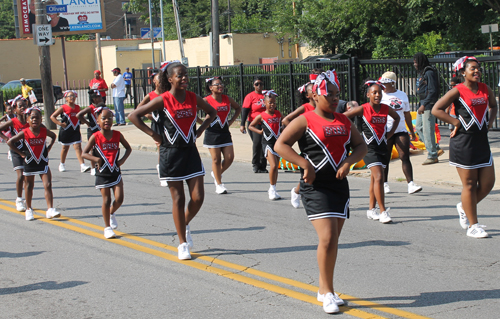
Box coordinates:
[34,24,53,46]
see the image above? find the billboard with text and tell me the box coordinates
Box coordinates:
[18,0,106,37]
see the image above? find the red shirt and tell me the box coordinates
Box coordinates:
[89,78,108,97]
[242,91,265,122]
[302,103,315,112]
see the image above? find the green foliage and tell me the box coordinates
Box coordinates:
[1,87,22,100]
[0,0,15,39]
[406,32,452,56]
[372,36,409,59]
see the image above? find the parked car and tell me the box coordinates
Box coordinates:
[0,82,5,89]
[1,79,63,104]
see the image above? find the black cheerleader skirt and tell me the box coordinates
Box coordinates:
[95,173,122,189]
[364,144,389,169]
[203,130,233,148]
[59,126,82,145]
[449,131,492,169]
[159,145,205,182]
[300,178,350,221]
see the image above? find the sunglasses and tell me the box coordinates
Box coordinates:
[254,82,263,86]
[211,83,224,87]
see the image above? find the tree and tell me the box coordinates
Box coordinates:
[0,0,16,39]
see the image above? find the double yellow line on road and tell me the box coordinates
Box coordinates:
[0,198,430,319]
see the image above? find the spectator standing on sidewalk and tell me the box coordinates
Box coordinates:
[123,67,134,103]
[414,52,444,165]
[20,79,33,99]
[111,68,126,126]
[89,70,108,105]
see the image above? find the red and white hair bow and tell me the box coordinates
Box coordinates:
[11,95,25,105]
[95,106,114,116]
[160,60,181,72]
[309,74,318,81]
[262,90,278,97]
[453,56,479,72]
[312,70,340,95]
[64,90,78,98]
[205,76,222,83]
[297,82,311,93]
[364,80,385,90]
[25,107,41,114]
[91,89,101,96]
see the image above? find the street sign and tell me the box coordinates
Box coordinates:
[141,27,163,39]
[35,24,52,46]
[481,24,499,33]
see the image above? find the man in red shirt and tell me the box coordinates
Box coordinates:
[89,70,109,105]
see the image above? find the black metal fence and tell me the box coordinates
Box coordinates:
[131,56,500,127]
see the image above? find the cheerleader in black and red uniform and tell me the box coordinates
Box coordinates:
[433,56,497,238]
[0,96,29,213]
[201,76,241,194]
[344,80,400,224]
[82,107,132,239]
[77,89,105,176]
[249,90,283,200]
[129,61,216,260]
[275,70,367,314]
[50,90,90,173]
[7,107,59,221]
[0,98,16,142]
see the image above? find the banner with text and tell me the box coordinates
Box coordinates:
[18,0,106,37]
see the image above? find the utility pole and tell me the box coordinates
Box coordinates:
[35,0,55,129]
[227,0,231,33]
[172,0,185,59]
[148,0,155,68]
[96,33,103,74]
[160,0,166,61]
[124,13,128,38]
[211,0,219,66]
[61,36,69,90]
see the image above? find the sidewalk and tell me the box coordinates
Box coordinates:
[75,122,500,191]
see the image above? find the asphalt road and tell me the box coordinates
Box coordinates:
[1,142,499,319]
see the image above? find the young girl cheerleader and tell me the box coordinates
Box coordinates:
[249,90,282,200]
[0,97,28,212]
[282,76,317,207]
[275,70,367,314]
[137,72,166,186]
[201,76,241,194]
[344,80,400,224]
[76,89,105,176]
[7,107,59,221]
[128,61,216,260]
[432,56,497,238]
[50,90,91,173]
[0,99,16,138]
[379,71,422,195]
[82,107,132,239]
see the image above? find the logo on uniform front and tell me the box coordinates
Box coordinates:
[29,138,45,146]
[471,97,487,106]
[372,116,386,124]
[176,109,194,119]
[323,125,347,136]
[267,117,280,124]
[102,143,119,150]
[218,105,228,112]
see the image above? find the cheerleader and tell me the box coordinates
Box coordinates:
[275,70,367,314]
[344,80,400,223]
[76,89,105,175]
[50,90,90,173]
[201,76,241,194]
[82,107,132,239]
[0,96,28,212]
[240,76,267,173]
[432,56,497,238]
[129,61,216,260]
[7,107,59,221]
[249,90,282,200]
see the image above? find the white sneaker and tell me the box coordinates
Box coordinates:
[104,227,116,239]
[379,208,392,223]
[16,198,26,212]
[46,208,61,219]
[186,224,193,249]
[211,171,217,185]
[25,208,35,221]
[317,291,344,305]
[268,186,281,200]
[384,182,391,194]
[110,214,118,229]
[322,292,340,314]
[367,208,379,220]
[81,163,91,173]
[91,168,96,176]
[59,163,66,172]
[456,202,469,229]
[291,187,301,208]
[467,224,488,238]
[215,184,227,194]
[408,181,422,194]
[177,242,191,260]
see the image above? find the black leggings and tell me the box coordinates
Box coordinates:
[385,132,413,183]
[247,123,266,170]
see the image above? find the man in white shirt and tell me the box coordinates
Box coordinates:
[111,68,126,125]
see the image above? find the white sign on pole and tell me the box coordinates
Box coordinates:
[481,24,499,33]
[35,24,52,46]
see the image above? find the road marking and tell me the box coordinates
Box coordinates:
[1,198,430,319]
